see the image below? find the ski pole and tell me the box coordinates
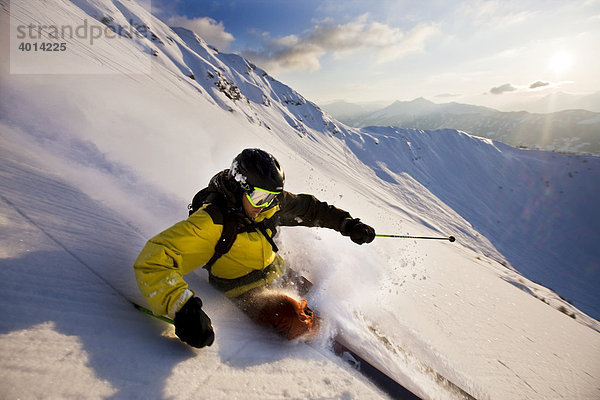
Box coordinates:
[133,303,175,325]
[376,234,455,242]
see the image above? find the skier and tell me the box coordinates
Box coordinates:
[133,148,376,348]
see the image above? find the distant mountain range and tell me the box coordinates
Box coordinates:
[323,98,600,156]
[525,91,600,114]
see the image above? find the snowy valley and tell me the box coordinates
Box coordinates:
[1,1,599,399]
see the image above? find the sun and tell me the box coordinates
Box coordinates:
[549,51,573,75]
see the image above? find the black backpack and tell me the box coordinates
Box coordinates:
[188,188,278,273]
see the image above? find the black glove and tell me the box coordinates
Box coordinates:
[174,297,215,348]
[341,218,376,245]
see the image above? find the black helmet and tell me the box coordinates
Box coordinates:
[230,148,285,192]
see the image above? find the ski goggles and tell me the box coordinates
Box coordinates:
[245,187,280,208]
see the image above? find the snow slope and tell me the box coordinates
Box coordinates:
[1,1,599,399]
[0,133,389,400]
[351,126,600,320]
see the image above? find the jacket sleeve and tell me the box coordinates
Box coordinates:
[276,191,351,231]
[133,210,221,318]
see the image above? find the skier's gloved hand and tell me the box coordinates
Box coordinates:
[341,218,376,245]
[174,297,215,348]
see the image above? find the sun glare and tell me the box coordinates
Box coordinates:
[549,51,573,75]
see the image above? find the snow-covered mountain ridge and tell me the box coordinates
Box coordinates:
[1,1,599,399]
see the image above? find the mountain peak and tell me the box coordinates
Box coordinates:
[389,97,433,107]
[411,97,434,104]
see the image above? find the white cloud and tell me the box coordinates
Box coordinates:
[456,0,538,27]
[490,83,518,94]
[377,23,440,63]
[530,80,550,89]
[166,16,234,50]
[242,15,439,73]
[242,35,326,73]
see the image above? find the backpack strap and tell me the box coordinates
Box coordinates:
[253,221,279,253]
[188,188,239,273]
[203,208,238,273]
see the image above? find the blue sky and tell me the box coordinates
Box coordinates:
[154,1,600,110]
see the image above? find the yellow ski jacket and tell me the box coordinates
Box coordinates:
[133,171,351,318]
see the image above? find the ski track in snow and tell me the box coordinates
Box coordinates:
[1,1,600,399]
